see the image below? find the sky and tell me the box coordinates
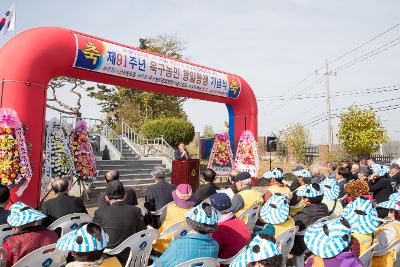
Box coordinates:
[1,0,399,144]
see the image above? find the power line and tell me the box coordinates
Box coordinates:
[328,23,400,66]
[261,23,400,105]
[305,103,400,128]
[333,36,400,72]
[261,84,400,101]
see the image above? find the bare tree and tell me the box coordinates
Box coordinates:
[47,77,85,117]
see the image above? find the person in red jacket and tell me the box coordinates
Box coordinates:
[4,202,58,267]
[210,193,251,263]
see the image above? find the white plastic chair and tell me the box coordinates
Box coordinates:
[104,229,159,267]
[175,257,220,267]
[159,221,192,240]
[218,247,244,265]
[276,226,297,266]
[13,243,67,267]
[359,242,379,267]
[150,202,172,227]
[374,238,400,260]
[47,213,92,236]
[0,224,13,245]
[238,204,261,232]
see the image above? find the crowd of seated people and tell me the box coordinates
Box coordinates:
[1,159,400,267]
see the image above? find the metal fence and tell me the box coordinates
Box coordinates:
[371,154,398,165]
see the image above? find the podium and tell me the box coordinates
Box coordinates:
[171,159,200,192]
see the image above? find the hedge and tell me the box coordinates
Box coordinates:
[141,118,195,147]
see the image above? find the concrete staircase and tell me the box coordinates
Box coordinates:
[90,142,170,194]
[59,116,173,197]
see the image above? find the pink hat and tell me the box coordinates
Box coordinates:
[172,184,196,209]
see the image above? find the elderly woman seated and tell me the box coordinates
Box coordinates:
[152,184,196,253]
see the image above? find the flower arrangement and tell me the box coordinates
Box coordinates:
[51,130,74,179]
[0,108,32,194]
[71,120,96,182]
[42,120,76,199]
[213,134,230,166]
[207,133,235,177]
[235,130,259,177]
[0,127,25,187]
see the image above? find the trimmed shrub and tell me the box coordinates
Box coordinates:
[141,118,195,147]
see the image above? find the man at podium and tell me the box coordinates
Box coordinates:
[174,142,190,160]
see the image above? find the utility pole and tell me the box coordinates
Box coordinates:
[324,59,335,150]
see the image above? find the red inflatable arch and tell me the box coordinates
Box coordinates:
[0,27,257,208]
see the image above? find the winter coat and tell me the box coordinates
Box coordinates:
[3,225,58,267]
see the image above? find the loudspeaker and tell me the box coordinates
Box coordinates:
[266,136,277,152]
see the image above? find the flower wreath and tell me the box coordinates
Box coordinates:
[71,120,97,182]
[234,130,259,177]
[207,133,235,176]
[0,108,32,196]
[42,119,76,199]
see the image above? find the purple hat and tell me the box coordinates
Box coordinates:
[172,184,196,209]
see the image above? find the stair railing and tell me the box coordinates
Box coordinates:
[121,120,175,160]
[60,116,123,153]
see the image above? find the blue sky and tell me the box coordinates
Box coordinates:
[0,0,399,143]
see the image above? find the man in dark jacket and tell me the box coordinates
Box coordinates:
[194,169,220,205]
[368,173,393,218]
[41,178,87,227]
[93,180,145,264]
[291,183,329,256]
[0,185,10,225]
[144,167,176,212]
[174,142,190,160]
[336,166,350,199]
[98,170,138,208]
[389,161,400,191]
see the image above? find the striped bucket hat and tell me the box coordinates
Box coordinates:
[371,164,390,177]
[320,178,340,200]
[304,217,352,258]
[377,199,400,211]
[263,168,284,179]
[341,197,379,234]
[293,169,312,178]
[185,203,220,225]
[56,223,109,252]
[7,202,47,227]
[297,183,324,198]
[260,194,289,224]
[389,192,400,202]
[230,234,282,267]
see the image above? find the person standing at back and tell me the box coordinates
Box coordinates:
[389,160,400,192]
[41,178,87,227]
[336,166,350,199]
[97,170,138,209]
[194,169,220,205]
[0,185,10,225]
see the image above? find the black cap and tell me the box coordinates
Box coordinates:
[234,172,251,182]
[106,180,125,198]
